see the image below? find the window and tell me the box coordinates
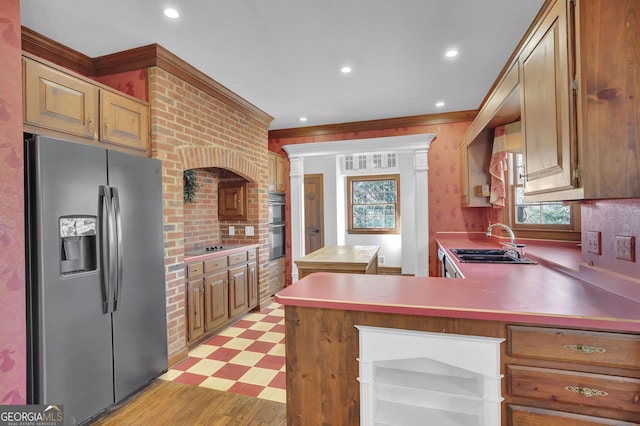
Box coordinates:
[347,174,400,234]
[507,153,577,232]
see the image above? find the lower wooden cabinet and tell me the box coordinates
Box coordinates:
[506,325,640,424]
[267,257,286,295]
[508,405,637,426]
[248,260,258,309]
[228,264,248,318]
[204,270,229,332]
[185,247,258,345]
[186,277,205,342]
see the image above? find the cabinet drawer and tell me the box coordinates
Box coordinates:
[508,326,640,370]
[508,365,640,413]
[508,404,637,425]
[247,249,257,261]
[205,256,227,273]
[229,252,247,266]
[187,262,204,278]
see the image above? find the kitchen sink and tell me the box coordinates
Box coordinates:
[451,248,537,264]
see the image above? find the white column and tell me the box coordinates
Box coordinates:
[288,156,305,282]
[414,148,430,277]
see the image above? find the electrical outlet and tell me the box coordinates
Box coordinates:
[586,231,601,255]
[616,235,636,262]
[245,225,254,236]
[229,225,235,236]
[378,256,385,265]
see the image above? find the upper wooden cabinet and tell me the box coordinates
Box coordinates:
[460,129,492,208]
[520,0,640,201]
[519,0,576,198]
[23,56,149,155]
[100,90,149,152]
[268,152,286,193]
[24,57,99,139]
[464,0,640,202]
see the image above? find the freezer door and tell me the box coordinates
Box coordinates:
[107,150,168,402]
[26,136,114,425]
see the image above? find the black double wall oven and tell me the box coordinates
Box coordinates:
[268,192,286,260]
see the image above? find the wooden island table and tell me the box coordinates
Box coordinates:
[294,245,380,279]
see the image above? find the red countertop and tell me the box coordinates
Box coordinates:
[275,237,640,333]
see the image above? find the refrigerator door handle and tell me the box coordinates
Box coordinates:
[112,187,124,311]
[99,185,116,313]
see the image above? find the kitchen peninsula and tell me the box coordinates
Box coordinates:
[276,238,640,425]
[294,245,379,279]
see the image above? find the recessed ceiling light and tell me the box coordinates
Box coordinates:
[164,8,180,19]
[299,117,308,122]
[445,49,458,58]
[341,66,352,74]
[436,101,445,108]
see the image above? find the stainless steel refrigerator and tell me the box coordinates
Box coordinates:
[25,135,168,425]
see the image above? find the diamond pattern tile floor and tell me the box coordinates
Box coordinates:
[160,302,286,403]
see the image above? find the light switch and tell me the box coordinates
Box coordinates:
[245,226,254,236]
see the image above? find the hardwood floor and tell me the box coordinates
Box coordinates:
[90,380,286,425]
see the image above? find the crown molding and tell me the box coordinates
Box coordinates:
[21,26,94,76]
[21,27,273,127]
[268,110,477,140]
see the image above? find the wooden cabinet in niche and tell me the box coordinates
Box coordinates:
[23,55,149,155]
[218,181,247,221]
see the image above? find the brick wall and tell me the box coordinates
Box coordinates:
[183,169,220,251]
[148,66,269,359]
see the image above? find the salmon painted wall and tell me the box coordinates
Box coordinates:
[582,199,640,280]
[269,122,488,277]
[0,0,26,404]
[96,69,148,101]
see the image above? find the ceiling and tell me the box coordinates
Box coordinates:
[20,0,545,130]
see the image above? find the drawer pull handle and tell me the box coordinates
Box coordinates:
[563,344,606,354]
[564,386,608,398]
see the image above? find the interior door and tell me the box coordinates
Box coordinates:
[304,174,324,255]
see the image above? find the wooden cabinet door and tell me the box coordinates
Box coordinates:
[186,278,204,342]
[204,270,229,332]
[228,265,248,317]
[100,90,149,153]
[218,181,247,220]
[247,261,258,309]
[508,405,635,425]
[275,155,286,192]
[520,0,577,197]
[23,57,99,139]
[268,153,277,192]
[459,130,492,208]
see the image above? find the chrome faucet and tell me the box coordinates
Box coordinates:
[487,223,516,245]
[487,223,524,258]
